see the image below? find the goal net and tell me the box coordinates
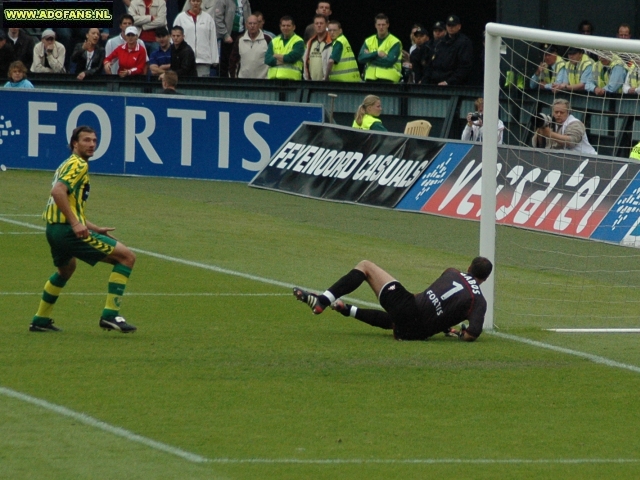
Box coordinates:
[480,24,640,331]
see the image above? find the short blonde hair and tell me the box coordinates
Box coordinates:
[8,60,28,79]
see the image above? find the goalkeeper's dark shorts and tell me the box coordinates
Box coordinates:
[46,223,116,267]
[379,281,429,340]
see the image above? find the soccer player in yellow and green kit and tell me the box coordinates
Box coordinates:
[30,126,138,333]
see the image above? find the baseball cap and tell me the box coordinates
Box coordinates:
[41,29,55,39]
[433,21,445,31]
[414,28,428,36]
[566,47,583,55]
[543,44,558,54]
[125,26,139,36]
[446,15,461,26]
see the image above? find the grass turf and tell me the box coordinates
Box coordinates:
[1,170,640,479]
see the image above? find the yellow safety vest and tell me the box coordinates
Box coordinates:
[630,141,640,161]
[267,34,304,80]
[567,54,594,85]
[539,58,566,85]
[363,34,402,83]
[352,114,382,130]
[627,65,640,88]
[329,35,361,82]
[592,56,625,91]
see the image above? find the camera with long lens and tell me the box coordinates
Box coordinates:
[469,112,483,121]
[534,112,552,129]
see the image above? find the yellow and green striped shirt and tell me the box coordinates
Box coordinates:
[43,153,90,225]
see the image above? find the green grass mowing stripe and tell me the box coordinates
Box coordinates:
[0,386,210,463]
[3,215,640,376]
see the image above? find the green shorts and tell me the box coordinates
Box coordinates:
[46,223,117,267]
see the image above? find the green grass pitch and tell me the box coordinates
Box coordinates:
[1,170,640,479]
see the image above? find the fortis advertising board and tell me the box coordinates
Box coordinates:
[0,89,322,182]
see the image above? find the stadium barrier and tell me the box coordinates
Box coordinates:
[0,88,322,181]
[250,122,640,249]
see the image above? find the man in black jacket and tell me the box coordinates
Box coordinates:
[6,28,35,70]
[425,15,473,86]
[170,26,197,77]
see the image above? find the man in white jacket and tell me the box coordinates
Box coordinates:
[31,29,66,73]
[174,0,219,76]
[532,98,597,155]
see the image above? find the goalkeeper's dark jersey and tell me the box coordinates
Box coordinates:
[414,268,487,338]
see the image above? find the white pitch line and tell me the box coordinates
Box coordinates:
[203,458,640,464]
[546,328,640,333]
[0,292,289,297]
[0,232,42,235]
[0,386,210,463]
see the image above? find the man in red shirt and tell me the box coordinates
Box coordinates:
[104,26,148,76]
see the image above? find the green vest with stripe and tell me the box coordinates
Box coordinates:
[539,58,566,85]
[329,35,361,82]
[363,34,402,83]
[626,65,640,88]
[352,114,382,130]
[567,54,594,85]
[630,141,640,161]
[592,55,625,91]
[268,34,304,80]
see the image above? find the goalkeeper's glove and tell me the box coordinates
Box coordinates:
[445,323,467,340]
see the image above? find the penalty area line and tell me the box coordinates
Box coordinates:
[0,386,210,464]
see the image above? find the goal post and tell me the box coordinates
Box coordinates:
[480,23,640,330]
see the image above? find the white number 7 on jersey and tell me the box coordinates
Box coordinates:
[441,281,463,300]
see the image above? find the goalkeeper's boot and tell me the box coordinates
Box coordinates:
[293,287,328,315]
[100,315,137,333]
[330,299,352,317]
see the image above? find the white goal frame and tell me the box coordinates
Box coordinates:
[481,23,640,330]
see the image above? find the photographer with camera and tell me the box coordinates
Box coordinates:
[532,98,596,155]
[461,97,504,144]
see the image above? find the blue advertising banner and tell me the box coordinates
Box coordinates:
[0,89,323,182]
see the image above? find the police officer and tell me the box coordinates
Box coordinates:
[425,15,473,86]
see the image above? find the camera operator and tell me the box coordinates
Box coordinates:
[531,98,596,155]
[461,97,504,143]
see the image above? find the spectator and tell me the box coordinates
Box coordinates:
[71,28,105,80]
[532,99,597,155]
[552,47,593,92]
[303,14,332,81]
[0,30,17,79]
[352,95,387,131]
[426,15,473,86]
[529,44,567,90]
[431,21,446,47]
[265,16,305,81]
[304,1,332,44]
[159,70,182,93]
[32,30,66,73]
[617,23,632,39]
[229,14,272,79]
[358,13,402,83]
[129,0,168,55]
[148,27,172,76]
[407,23,424,54]
[586,54,626,95]
[6,28,35,70]
[174,0,219,77]
[461,98,504,144]
[4,60,34,88]
[325,20,360,82]
[409,27,430,84]
[106,14,148,74]
[103,26,148,76]
[254,11,276,39]
[180,0,216,19]
[169,26,198,77]
[214,0,251,78]
[578,20,594,35]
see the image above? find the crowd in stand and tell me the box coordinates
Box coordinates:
[0,1,482,87]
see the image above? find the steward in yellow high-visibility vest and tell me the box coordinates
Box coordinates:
[265,16,305,80]
[587,54,626,94]
[560,48,594,91]
[357,13,402,83]
[630,141,640,161]
[325,21,361,82]
[530,44,567,90]
[352,95,388,131]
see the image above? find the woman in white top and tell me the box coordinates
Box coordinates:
[461,97,505,144]
[173,0,218,76]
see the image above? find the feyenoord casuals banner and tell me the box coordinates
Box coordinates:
[398,144,640,246]
[250,123,445,208]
